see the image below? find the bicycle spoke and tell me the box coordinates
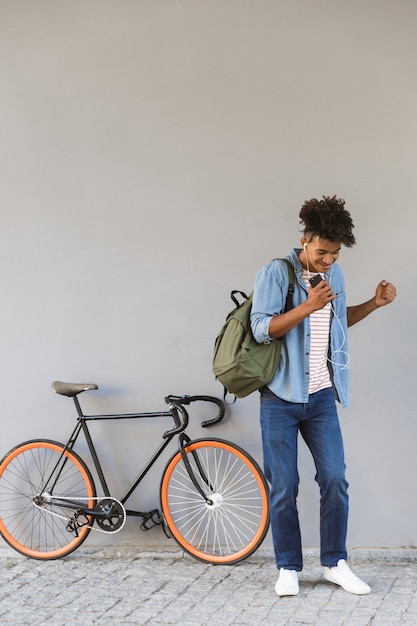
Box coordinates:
[161,439,269,564]
[0,441,95,559]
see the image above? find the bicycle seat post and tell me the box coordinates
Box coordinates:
[72,395,85,419]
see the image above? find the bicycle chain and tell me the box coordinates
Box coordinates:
[33,495,127,535]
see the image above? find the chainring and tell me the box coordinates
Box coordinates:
[95,498,126,532]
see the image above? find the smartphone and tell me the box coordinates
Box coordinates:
[309,274,323,288]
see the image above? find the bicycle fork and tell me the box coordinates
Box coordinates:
[177,434,214,505]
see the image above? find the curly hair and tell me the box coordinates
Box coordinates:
[299,196,356,247]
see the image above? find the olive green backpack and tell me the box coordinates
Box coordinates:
[212,259,294,399]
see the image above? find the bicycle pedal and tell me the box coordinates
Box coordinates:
[66,511,88,536]
[140,509,164,532]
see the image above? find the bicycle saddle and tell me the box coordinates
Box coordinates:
[52,381,99,397]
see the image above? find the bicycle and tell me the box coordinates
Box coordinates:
[0,381,269,564]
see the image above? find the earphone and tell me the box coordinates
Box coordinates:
[303,245,350,369]
[326,264,350,369]
[303,241,312,278]
[328,304,350,369]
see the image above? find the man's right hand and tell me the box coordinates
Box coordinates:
[308,280,335,311]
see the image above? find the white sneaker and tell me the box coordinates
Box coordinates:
[323,559,371,595]
[275,568,299,596]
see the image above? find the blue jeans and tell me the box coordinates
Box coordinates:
[260,387,349,571]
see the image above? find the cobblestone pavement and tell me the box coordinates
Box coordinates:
[0,546,416,625]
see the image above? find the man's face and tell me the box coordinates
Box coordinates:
[300,236,342,274]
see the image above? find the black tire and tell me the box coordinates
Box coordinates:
[160,438,269,564]
[0,439,96,559]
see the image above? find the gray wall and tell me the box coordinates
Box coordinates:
[0,0,415,551]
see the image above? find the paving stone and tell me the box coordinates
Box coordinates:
[0,547,417,625]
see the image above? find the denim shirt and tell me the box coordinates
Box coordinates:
[250,249,349,407]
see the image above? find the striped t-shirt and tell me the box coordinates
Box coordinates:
[302,271,332,395]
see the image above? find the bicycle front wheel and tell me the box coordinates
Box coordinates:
[160,438,269,564]
[0,439,96,559]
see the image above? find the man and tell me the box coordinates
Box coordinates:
[250,196,396,597]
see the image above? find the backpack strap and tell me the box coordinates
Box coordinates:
[229,259,295,312]
[278,258,295,313]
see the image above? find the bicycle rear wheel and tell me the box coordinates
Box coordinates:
[160,438,269,564]
[0,439,96,559]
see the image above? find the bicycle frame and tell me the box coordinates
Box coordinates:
[57,393,224,527]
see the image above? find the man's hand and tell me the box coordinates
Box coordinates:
[308,279,336,311]
[268,279,335,339]
[347,280,397,327]
[374,280,397,307]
